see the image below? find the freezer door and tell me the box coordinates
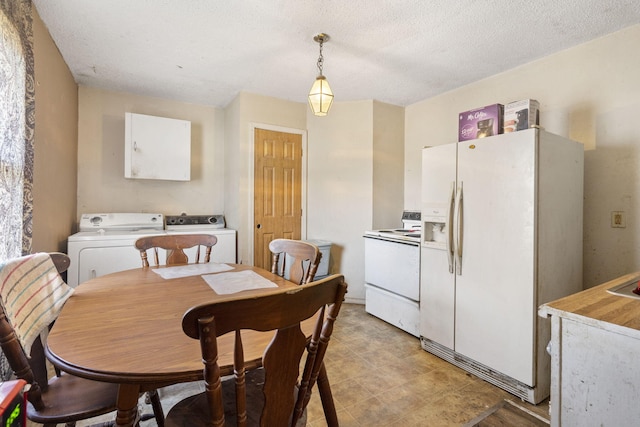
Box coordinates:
[454,132,536,386]
[420,245,456,348]
[420,143,457,348]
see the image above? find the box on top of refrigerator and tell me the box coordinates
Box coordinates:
[458,104,503,142]
[503,99,539,133]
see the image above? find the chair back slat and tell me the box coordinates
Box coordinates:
[135,234,218,267]
[269,239,321,285]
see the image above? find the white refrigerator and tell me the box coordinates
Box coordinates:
[419,128,583,404]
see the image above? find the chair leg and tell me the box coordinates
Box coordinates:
[139,389,164,425]
[317,362,339,427]
[148,389,165,427]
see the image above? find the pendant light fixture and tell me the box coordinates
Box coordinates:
[308,33,334,116]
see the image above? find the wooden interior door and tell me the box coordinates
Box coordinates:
[253,128,302,269]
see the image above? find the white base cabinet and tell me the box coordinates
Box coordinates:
[540,272,640,426]
[546,316,640,426]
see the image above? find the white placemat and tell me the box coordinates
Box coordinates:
[202,269,278,295]
[152,263,234,279]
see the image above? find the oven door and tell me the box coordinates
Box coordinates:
[364,236,420,301]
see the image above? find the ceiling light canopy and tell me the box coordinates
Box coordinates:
[308,33,333,117]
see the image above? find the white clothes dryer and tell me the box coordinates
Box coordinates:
[164,214,237,265]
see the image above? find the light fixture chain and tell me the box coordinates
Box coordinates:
[309,33,333,116]
[317,39,324,76]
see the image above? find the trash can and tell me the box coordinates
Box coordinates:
[281,240,332,281]
[305,239,331,280]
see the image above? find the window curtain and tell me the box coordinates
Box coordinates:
[0,0,34,258]
[0,0,34,380]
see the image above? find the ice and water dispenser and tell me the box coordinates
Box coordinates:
[422,205,448,249]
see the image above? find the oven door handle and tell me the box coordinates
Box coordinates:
[446,181,455,274]
[454,181,463,275]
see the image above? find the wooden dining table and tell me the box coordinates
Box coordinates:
[45,263,337,426]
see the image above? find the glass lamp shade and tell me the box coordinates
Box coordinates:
[308,75,334,116]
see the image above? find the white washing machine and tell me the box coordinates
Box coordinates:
[67,213,237,288]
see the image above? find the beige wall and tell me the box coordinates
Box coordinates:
[306,101,404,303]
[77,87,224,219]
[307,101,373,303]
[32,6,78,252]
[372,101,405,229]
[221,96,404,302]
[223,92,307,265]
[405,24,640,288]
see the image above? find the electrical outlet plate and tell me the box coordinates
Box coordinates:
[611,211,626,228]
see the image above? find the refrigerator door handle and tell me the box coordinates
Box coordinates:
[446,182,455,273]
[455,181,463,275]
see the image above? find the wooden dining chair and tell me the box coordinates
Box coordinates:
[269,239,339,425]
[135,234,218,267]
[164,274,347,427]
[0,252,119,427]
[269,239,322,285]
[134,233,219,424]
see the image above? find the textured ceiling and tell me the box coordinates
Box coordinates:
[33,0,640,108]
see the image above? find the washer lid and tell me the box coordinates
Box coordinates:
[78,213,164,231]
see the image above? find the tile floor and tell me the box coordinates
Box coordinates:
[303,304,550,426]
[48,303,550,427]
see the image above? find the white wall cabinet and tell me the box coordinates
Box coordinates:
[124,112,191,181]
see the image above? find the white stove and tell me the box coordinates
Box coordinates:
[67,213,236,287]
[363,211,421,336]
[363,211,421,244]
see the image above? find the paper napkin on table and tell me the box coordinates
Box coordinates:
[152,263,234,279]
[202,270,278,294]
